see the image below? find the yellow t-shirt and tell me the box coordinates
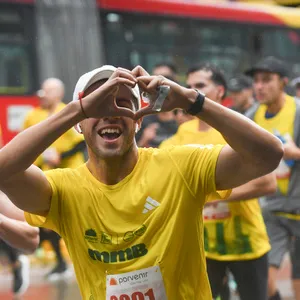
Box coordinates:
[254,94,295,196]
[25,146,229,300]
[161,119,270,261]
[23,103,85,170]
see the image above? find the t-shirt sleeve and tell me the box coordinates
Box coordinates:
[168,144,231,203]
[24,169,64,234]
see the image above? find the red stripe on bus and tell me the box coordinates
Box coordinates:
[99,0,285,26]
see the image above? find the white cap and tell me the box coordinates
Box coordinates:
[72,65,141,109]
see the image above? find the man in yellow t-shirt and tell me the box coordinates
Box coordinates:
[23,78,86,280]
[161,64,275,300]
[0,65,282,299]
[24,78,85,170]
[245,56,300,300]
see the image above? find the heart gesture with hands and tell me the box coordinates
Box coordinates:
[79,68,137,120]
[79,65,197,121]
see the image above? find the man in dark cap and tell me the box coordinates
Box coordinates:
[228,75,254,114]
[246,56,300,300]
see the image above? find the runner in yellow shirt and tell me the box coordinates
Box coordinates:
[23,78,86,280]
[24,78,85,170]
[0,65,282,299]
[161,64,275,300]
[245,56,300,300]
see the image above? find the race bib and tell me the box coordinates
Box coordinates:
[203,202,231,220]
[106,266,167,300]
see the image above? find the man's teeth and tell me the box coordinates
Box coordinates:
[100,128,121,135]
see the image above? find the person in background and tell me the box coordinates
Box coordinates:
[173,108,194,126]
[228,75,255,114]
[160,63,274,300]
[23,78,86,281]
[136,62,178,147]
[291,76,300,100]
[245,56,300,300]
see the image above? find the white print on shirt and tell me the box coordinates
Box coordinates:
[203,202,231,220]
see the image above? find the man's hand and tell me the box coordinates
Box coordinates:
[133,68,197,120]
[283,139,300,160]
[80,68,137,119]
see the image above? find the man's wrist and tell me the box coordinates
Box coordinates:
[68,101,86,123]
[179,88,198,111]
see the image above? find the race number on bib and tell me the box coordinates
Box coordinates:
[106,266,167,300]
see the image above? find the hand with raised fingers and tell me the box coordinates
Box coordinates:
[79,68,137,120]
[135,74,197,121]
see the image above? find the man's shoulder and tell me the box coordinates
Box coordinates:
[44,164,86,183]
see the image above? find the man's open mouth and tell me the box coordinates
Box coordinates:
[99,128,122,141]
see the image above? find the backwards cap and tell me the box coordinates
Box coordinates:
[72,65,141,109]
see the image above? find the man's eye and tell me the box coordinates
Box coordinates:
[116,99,132,109]
[195,83,205,89]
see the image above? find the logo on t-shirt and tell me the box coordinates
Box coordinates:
[88,243,148,263]
[85,228,98,243]
[143,196,160,214]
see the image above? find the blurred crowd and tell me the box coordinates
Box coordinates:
[1,55,300,299]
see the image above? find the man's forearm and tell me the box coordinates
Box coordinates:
[196,98,282,171]
[225,177,276,202]
[0,101,83,181]
[0,214,39,253]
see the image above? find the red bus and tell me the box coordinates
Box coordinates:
[1,0,300,144]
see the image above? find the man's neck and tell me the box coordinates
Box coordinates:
[86,145,139,185]
[266,93,286,115]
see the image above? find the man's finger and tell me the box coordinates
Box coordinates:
[112,77,137,88]
[113,107,136,119]
[110,69,137,84]
[134,107,156,121]
[132,65,150,77]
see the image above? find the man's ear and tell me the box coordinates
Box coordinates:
[74,123,83,134]
[217,85,226,102]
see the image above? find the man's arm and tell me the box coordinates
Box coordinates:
[0,69,137,215]
[195,98,283,190]
[207,173,276,205]
[0,214,39,254]
[135,72,283,190]
[0,191,39,253]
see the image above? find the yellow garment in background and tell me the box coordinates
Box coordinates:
[25,146,229,300]
[254,94,295,196]
[160,119,270,261]
[23,103,85,170]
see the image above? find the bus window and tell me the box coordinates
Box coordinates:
[101,11,251,79]
[0,7,36,95]
[255,27,300,75]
